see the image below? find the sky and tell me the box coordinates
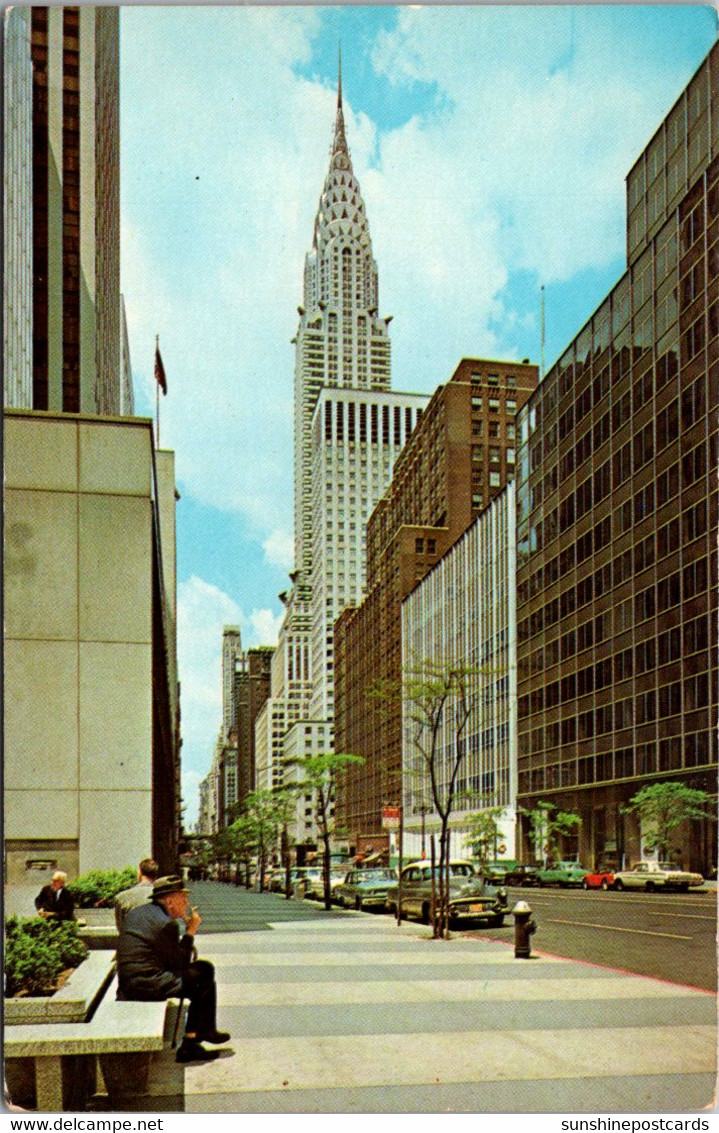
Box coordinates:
[119,4,717,826]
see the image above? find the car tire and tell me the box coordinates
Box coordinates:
[645,881,655,892]
[601,878,610,891]
[614,879,624,891]
[490,915,505,928]
[679,884,689,893]
[355,896,362,911]
[421,902,431,925]
[582,879,590,890]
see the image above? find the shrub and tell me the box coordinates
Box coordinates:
[5,917,88,997]
[66,866,137,907]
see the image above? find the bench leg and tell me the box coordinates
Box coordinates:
[35,1057,63,1112]
[171,998,185,1048]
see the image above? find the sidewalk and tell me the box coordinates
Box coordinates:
[108,894,716,1114]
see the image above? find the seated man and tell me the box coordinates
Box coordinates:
[114,857,159,931]
[35,871,75,922]
[117,875,230,1063]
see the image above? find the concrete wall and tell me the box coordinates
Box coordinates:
[4,411,166,885]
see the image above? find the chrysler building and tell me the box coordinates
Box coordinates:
[267,62,427,794]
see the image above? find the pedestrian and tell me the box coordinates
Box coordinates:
[114,858,159,931]
[117,874,231,1063]
[35,871,75,922]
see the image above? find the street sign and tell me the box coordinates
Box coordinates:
[382,805,401,830]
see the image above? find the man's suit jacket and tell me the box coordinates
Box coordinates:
[34,884,75,921]
[117,901,194,1001]
[114,881,153,931]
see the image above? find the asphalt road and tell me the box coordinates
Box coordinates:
[465,885,717,992]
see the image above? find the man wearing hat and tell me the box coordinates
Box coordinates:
[117,875,230,1063]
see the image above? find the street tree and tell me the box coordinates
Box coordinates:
[244,789,293,891]
[225,814,258,888]
[622,781,715,861]
[463,807,506,869]
[521,800,582,866]
[288,752,364,909]
[375,659,494,940]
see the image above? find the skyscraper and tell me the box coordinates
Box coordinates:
[3,6,124,415]
[266,63,428,795]
[221,626,242,742]
[515,42,718,873]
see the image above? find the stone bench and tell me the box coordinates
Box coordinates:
[5,974,187,1111]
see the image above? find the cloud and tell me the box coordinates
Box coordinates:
[263,529,295,572]
[176,576,282,799]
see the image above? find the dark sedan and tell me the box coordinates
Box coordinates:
[385,860,509,927]
[504,863,540,886]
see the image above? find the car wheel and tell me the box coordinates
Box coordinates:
[601,879,610,891]
[421,902,431,925]
[490,915,505,928]
[645,881,655,892]
[582,879,590,890]
[355,896,362,911]
[679,884,689,893]
[614,879,624,891]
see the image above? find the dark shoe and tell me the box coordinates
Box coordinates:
[176,1040,220,1063]
[200,1030,231,1045]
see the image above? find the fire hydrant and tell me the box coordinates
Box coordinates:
[512,900,537,958]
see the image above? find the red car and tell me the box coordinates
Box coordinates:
[582,867,616,891]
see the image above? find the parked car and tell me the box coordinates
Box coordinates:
[535,861,590,887]
[613,861,704,892]
[581,866,616,891]
[335,868,397,911]
[504,863,540,887]
[385,860,509,927]
[303,867,347,901]
[294,868,323,898]
[482,860,516,884]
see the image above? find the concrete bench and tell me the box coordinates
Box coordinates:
[5,975,187,1111]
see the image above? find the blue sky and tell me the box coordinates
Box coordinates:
[119,5,717,825]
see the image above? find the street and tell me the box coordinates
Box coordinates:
[469,886,718,992]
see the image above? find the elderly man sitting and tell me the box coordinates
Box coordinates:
[35,871,75,922]
[117,875,230,1063]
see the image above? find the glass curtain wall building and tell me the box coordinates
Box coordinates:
[515,44,718,873]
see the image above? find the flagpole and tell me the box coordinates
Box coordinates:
[155,335,160,448]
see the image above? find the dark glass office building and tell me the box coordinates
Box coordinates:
[515,44,718,874]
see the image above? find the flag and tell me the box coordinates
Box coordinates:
[154,343,167,395]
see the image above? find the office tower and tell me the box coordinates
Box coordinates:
[3,6,124,414]
[401,485,517,859]
[267,64,429,798]
[335,359,537,843]
[222,626,242,742]
[4,8,177,887]
[515,43,718,874]
[235,646,274,805]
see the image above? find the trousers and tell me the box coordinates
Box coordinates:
[181,960,217,1036]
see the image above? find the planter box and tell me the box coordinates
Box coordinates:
[5,951,115,1025]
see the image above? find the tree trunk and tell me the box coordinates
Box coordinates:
[322,828,332,910]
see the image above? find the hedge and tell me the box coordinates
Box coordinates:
[66,866,137,908]
[5,917,88,997]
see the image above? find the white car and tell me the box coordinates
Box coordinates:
[613,861,703,892]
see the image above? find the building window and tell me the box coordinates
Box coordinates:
[489,398,500,413]
[415,537,424,553]
[506,399,517,415]
[489,471,501,487]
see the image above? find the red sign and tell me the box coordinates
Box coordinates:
[382,806,401,830]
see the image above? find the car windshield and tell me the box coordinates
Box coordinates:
[657,862,676,870]
[360,869,395,882]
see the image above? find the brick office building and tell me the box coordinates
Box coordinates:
[335,358,537,845]
[515,44,718,874]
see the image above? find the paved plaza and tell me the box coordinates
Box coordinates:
[93,883,717,1114]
